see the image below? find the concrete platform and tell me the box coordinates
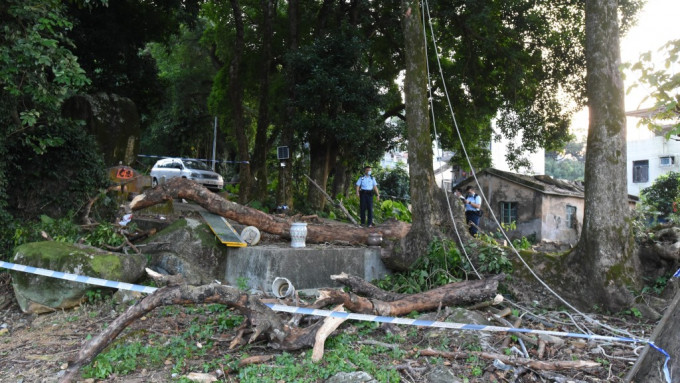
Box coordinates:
[224,244,390,292]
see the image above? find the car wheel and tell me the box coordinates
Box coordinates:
[152,177,158,187]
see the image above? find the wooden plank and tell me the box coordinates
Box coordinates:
[199,211,246,247]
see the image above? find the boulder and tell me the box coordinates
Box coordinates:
[62,92,140,166]
[11,241,148,314]
[142,218,228,285]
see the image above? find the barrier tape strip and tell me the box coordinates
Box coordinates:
[0,260,672,381]
[0,261,158,294]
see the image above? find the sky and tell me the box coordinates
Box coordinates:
[570,0,680,139]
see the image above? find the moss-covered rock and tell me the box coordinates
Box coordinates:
[142,218,228,285]
[11,241,147,314]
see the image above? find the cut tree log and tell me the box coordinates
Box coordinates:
[129,177,409,244]
[323,274,505,316]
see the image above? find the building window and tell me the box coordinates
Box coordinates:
[566,205,577,229]
[500,202,518,225]
[660,156,675,167]
[632,160,649,183]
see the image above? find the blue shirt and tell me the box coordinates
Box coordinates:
[356,175,378,191]
[465,194,481,212]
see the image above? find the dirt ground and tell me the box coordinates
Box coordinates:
[0,269,660,383]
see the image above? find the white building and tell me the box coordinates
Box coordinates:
[626,109,680,196]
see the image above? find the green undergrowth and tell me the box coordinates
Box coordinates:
[236,333,401,383]
[374,238,465,293]
[11,214,128,255]
[82,304,244,379]
[81,303,405,382]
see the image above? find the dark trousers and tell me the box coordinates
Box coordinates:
[359,191,374,226]
[465,210,480,236]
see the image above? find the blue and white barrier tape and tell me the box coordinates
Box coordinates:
[0,261,158,294]
[265,304,642,342]
[137,154,249,164]
[0,260,671,382]
[673,268,680,279]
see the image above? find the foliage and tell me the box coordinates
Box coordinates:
[286,24,401,203]
[144,22,217,159]
[373,164,410,201]
[429,0,642,169]
[378,199,412,223]
[374,238,464,294]
[640,171,680,218]
[10,215,126,258]
[625,39,680,136]
[5,122,108,219]
[0,0,109,255]
[64,0,200,118]
[338,194,411,225]
[545,157,585,181]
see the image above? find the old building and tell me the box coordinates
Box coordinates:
[455,168,638,245]
[455,168,587,245]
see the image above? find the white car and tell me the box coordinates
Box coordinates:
[150,158,224,191]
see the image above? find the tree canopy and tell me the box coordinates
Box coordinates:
[626,39,680,136]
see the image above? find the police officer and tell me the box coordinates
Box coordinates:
[464,186,482,236]
[355,166,380,227]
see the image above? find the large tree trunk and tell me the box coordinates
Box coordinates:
[228,0,252,205]
[567,0,640,311]
[251,0,276,202]
[132,178,410,245]
[276,0,298,209]
[330,157,349,198]
[392,0,440,270]
[307,138,337,211]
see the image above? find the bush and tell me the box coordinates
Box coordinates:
[374,238,464,293]
[640,171,680,219]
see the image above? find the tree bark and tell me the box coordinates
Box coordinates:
[228,0,252,204]
[567,0,640,311]
[131,177,410,245]
[323,274,504,316]
[276,0,298,209]
[251,0,276,202]
[307,137,337,211]
[394,0,441,270]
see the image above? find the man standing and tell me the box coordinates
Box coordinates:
[463,186,482,236]
[356,166,380,227]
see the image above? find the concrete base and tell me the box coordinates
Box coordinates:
[224,244,390,293]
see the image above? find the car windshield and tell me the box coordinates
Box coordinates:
[182,160,212,171]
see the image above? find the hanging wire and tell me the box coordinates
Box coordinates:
[420,0,481,279]
[419,0,635,339]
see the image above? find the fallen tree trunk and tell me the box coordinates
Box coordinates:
[60,273,503,382]
[324,273,504,315]
[60,283,323,382]
[129,178,410,244]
